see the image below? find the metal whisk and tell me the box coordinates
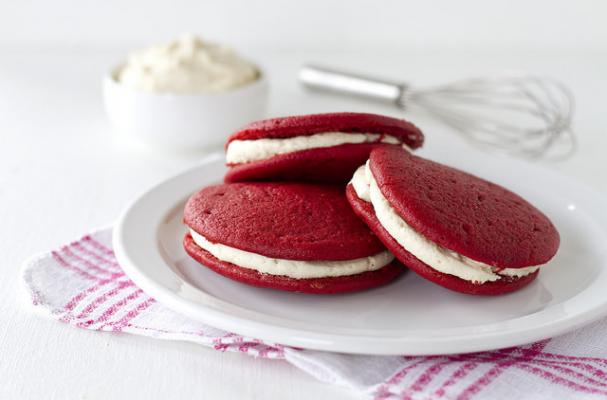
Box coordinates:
[299,65,575,159]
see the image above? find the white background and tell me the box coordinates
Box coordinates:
[1,1,607,399]
[0,0,607,49]
[2,0,607,51]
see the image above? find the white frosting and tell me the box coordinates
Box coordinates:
[189,229,394,279]
[350,163,371,202]
[226,132,402,164]
[118,35,259,93]
[350,164,541,283]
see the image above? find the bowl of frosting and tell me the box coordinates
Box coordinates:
[104,35,268,152]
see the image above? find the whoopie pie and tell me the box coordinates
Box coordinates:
[184,182,403,294]
[224,112,424,183]
[347,146,560,295]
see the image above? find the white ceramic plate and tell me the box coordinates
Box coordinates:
[114,151,607,355]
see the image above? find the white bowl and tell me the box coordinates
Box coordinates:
[103,66,269,152]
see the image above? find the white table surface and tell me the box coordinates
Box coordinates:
[1,45,606,399]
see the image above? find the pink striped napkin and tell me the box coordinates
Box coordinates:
[22,228,607,400]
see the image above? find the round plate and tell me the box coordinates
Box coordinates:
[114,151,607,355]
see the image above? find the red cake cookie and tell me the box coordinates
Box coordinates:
[224,112,424,183]
[183,182,403,294]
[346,146,559,295]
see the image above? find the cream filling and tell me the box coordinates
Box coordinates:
[118,34,259,93]
[226,132,403,164]
[189,229,394,279]
[351,163,371,202]
[350,164,541,283]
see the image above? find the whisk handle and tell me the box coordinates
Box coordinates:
[299,65,404,104]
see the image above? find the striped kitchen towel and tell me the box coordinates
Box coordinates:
[22,228,607,399]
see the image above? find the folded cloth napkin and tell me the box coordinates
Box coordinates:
[22,228,607,400]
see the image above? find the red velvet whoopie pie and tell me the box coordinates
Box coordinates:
[224,112,424,184]
[184,182,403,294]
[346,146,560,295]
